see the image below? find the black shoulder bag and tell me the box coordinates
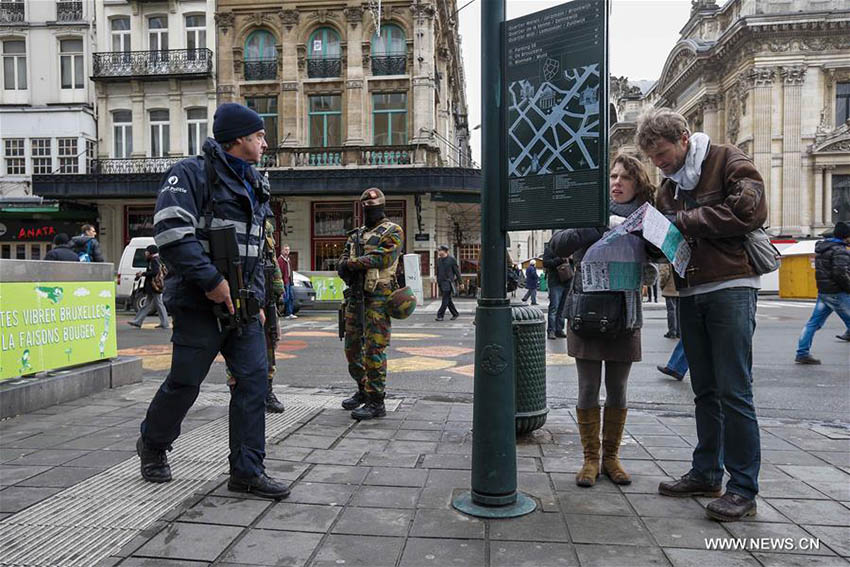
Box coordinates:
[566,270,626,338]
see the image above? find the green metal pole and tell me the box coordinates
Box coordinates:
[452,0,535,519]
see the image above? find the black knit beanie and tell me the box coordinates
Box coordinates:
[834,221,850,240]
[213,103,265,142]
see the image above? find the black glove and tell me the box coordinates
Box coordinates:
[337,261,351,281]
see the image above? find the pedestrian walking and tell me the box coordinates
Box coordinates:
[795,221,850,364]
[657,339,688,381]
[645,266,659,302]
[542,243,571,339]
[337,188,404,420]
[642,107,766,522]
[659,263,680,338]
[127,245,170,329]
[435,244,461,321]
[521,262,539,304]
[550,153,657,489]
[71,224,105,262]
[277,244,297,319]
[136,102,290,500]
[225,218,286,413]
[44,233,81,261]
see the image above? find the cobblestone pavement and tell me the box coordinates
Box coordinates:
[0,379,848,567]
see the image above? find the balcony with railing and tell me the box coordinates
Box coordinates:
[244,59,277,81]
[56,1,82,22]
[307,57,341,79]
[266,145,442,168]
[92,49,213,81]
[371,55,406,76]
[92,157,183,175]
[0,1,24,24]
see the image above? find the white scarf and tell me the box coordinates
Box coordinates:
[664,132,711,199]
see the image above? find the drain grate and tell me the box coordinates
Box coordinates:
[0,399,324,567]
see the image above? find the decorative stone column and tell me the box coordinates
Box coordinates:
[168,80,184,156]
[781,66,805,233]
[814,165,824,227]
[410,1,436,145]
[744,68,776,228]
[700,94,721,141]
[278,9,300,146]
[824,165,835,226]
[344,6,365,145]
[130,81,145,158]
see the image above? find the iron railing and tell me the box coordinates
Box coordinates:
[56,1,82,22]
[0,2,24,23]
[92,157,183,175]
[371,55,406,76]
[92,49,213,80]
[270,145,420,168]
[244,59,277,81]
[307,57,342,79]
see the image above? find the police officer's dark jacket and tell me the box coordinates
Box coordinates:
[153,137,271,311]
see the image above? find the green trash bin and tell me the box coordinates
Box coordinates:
[512,305,548,435]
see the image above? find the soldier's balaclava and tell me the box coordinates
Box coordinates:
[361,187,386,229]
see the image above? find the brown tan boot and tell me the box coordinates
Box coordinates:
[601,407,631,485]
[575,407,601,487]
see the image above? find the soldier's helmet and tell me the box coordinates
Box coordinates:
[386,286,417,319]
[360,187,385,207]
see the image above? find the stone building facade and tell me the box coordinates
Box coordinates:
[610,0,850,237]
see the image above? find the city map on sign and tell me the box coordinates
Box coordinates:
[507,62,601,178]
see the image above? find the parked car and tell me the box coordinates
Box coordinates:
[289,271,316,313]
[116,237,155,312]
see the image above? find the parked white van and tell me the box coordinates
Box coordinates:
[116,237,155,310]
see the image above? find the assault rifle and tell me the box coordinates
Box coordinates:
[263,258,280,343]
[208,224,260,335]
[338,228,366,341]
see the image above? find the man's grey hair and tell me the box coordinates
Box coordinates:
[635,107,690,151]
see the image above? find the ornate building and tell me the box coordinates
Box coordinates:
[610,0,850,237]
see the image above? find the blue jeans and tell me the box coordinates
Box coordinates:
[547,281,569,333]
[284,282,295,316]
[679,288,760,499]
[666,339,689,376]
[796,293,850,357]
[522,287,537,304]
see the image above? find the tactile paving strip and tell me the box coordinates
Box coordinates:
[0,392,390,567]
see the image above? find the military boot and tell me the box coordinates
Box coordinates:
[351,393,386,420]
[136,436,172,483]
[265,380,285,413]
[341,385,367,410]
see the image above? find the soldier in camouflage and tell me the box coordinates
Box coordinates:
[226,217,286,413]
[337,188,404,420]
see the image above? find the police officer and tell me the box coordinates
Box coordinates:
[338,188,403,420]
[136,102,290,500]
[224,218,286,413]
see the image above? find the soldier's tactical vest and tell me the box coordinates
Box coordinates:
[362,220,400,293]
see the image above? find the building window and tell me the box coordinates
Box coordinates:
[307,27,341,78]
[59,38,84,89]
[833,175,850,224]
[187,107,207,155]
[185,14,205,54]
[2,40,26,90]
[311,200,406,270]
[245,96,278,149]
[837,82,850,126]
[31,138,51,174]
[86,139,95,173]
[244,30,276,81]
[371,24,406,76]
[149,109,170,157]
[113,110,132,158]
[4,138,24,174]
[58,137,78,172]
[148,15,168,52]
[125,206,155,243]
[309,95,341,147]
[458,243,481,274]
[111,17,130,53]
[373,93,407,145]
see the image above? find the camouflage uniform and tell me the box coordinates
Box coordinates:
[341,219,404,396]
[227,220,285,410]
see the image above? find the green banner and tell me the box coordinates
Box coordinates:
[0,281,118,380]
[309,276,345,301]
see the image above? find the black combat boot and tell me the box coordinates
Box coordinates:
[341,386,367,410]
[351,393,386,420]
[136,436,172,483]
[265,380,285,413]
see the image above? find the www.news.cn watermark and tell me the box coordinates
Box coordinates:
[705,537,821,551]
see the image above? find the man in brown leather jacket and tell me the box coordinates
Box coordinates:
[637,107,766,522]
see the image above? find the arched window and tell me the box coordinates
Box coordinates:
[244,30,277,80]
[307,27,341,78]
[371,24,405,75]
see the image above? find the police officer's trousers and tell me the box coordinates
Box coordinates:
[140,307,267,478]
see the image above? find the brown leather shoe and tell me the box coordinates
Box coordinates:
[705,492,756,522]
[658,472,722,498]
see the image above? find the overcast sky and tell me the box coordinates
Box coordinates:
[457,0,694,164]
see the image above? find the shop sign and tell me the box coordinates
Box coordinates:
[0,221,84,242]
[0,281,117,380]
